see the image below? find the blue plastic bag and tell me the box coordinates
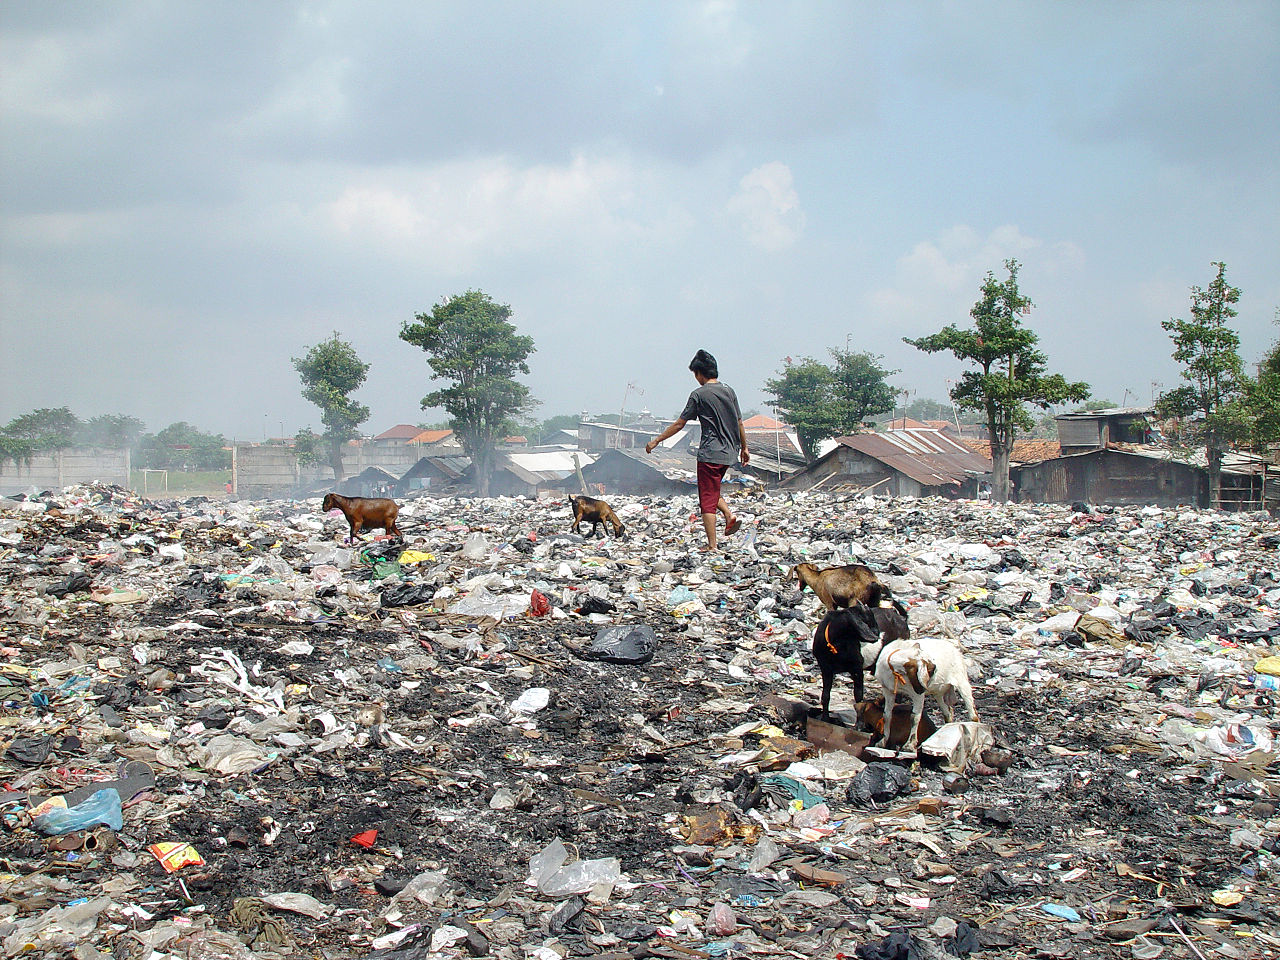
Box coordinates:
[32,788,123,836]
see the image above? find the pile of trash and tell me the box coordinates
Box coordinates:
[1,484,1278,959]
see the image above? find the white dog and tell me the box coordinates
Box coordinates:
[875,635,978,752]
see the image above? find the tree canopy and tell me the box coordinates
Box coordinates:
[904,259,1089,502]
[293,332,371,483]
[1153,262,1280,506]
[2,407,80,451]
[764,349,898,461]
[400,290,535,496]
[79,414,146,451]
[136,422,230,471]
[1244,311,1280,453]
[536,414,580,444]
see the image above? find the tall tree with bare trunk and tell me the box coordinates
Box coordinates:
[905,259,1088,502]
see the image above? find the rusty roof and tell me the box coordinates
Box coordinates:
[837,428,991,486]
[960,437,1062,465]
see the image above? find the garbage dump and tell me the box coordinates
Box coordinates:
[1,484,1278,958]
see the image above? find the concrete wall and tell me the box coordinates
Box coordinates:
[232,444,421,500]
[0,450,131,496]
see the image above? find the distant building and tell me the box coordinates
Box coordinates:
[1055,407,1157,454]
[372,424,425,447]
[781,426,991,498]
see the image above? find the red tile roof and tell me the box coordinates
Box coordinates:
[374,424,426,441]
[410,428,454,444]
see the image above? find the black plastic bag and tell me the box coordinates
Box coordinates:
[47,573,92,598]
[580,624,657,665]
[577,596,616,615]
[848,762,912,805]
[380,582,436,608]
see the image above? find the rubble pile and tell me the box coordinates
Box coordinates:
[2,485,1278,959]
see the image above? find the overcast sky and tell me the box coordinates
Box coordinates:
[2,1,1278,441]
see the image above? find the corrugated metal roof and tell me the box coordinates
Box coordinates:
[838,428,991,486]
[493,451,598,486]
[506,451,596,472]
[1055,406,1154,419]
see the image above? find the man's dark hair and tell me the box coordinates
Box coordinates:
[689,349,718,379]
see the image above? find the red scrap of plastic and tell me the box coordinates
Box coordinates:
[529,589,550,617]
[351,829,378,848]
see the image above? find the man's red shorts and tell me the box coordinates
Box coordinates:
[697,461,729,514]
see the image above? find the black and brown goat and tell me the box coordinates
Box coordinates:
[322,492,401,542]
[568,495,625,539]
[812,603,883,720]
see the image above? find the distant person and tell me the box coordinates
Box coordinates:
[646,349,749,552]
[225,481,232,496]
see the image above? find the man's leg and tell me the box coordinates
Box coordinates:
[697,462,726,551]
[702,512,718,551]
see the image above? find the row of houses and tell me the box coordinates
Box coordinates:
[237,407,1277,511]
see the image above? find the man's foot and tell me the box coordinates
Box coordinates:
[724,517,741,536]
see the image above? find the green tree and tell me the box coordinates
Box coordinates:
[292,333,371,483]
[764,357,837,461]
[2,407,81,452]
[293,427,324,467]
[0,437,34,471]
[79,414,146,451]
[830,349,900,435]
[137,422,230,471]
[1155,262,1245,506]
[764,350,899,461]
[1245,311,1280,452]
[905,259,1089,502]
[536,414,580,444]
[400,290,536,496]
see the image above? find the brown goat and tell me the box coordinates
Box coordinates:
[322,492,401,542]
[790,562,892,611]
[856,694,938,751]
[568,495,626,539]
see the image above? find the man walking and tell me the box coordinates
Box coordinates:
[646,350,749,551]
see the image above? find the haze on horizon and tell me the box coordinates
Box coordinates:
[2,2,1278,441]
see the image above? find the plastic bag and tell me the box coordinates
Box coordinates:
[528,838,622,899]
[461,533,490,560]
[450,588,525,620]
[580,625,658,665]
[848,763,913,805]
[31,788,123,835]
[919,722,995,772]
[666,586,697,607]
[381,582,436,608]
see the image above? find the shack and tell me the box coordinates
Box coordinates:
[576,448,696,496]
[781,427,991,497]
[338,466,398,498]
[478,451,595,498]
[394,456,471,497]
[1055,407,1158,454]
[1011,447,1208,507]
